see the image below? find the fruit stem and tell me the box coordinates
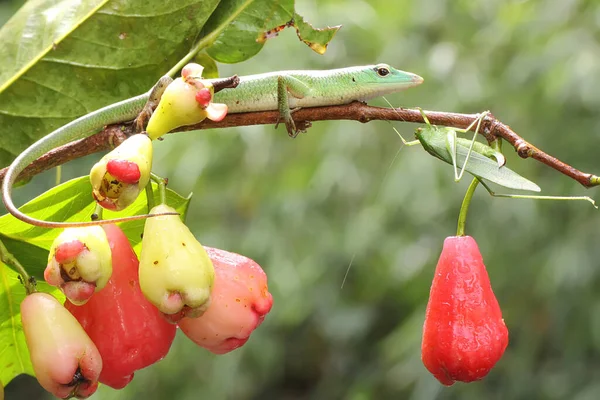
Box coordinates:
[55,165,62,186]
[145,182,155,211]
[91,204,103,221]
[456,178,480,237]
[0,239,36,294]
[150,173,168,205]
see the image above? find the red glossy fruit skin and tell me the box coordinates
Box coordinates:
[65,224,176,389]
[421,236,509,386]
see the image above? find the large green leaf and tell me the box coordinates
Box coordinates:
[0,0,222,168]
[0,265,62,386]
[204,0,339,63]
[0,0,338,168]
[0,176,191,279]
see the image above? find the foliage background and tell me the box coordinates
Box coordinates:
[2,0,600,399]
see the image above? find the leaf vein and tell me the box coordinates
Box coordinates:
[96,3,202,19]
[20,76,88,111]
[0,0,112,93]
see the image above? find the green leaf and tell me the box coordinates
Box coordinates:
[193,53,220,79]
[204,0,340,63]
[0,0,106,87]
[0,265,62,386]
[0,176,192,279]
[0,0,222,168]
[291,12,340,55]
[0,235,49,281]
[0,267,31,386]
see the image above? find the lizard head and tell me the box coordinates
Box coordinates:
[354,63,424,96]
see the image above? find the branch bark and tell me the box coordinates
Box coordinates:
[1,102,598,188]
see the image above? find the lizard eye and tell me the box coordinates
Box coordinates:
[377,67,390,77]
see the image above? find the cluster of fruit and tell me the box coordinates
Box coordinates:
[23,222,273,398]
[19,64,273,399]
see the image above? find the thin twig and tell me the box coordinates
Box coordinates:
[0,239,36,294]
[0,103,598,188]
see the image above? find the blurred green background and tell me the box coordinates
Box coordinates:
[3,0,600,399]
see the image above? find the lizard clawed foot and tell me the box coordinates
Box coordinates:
[133,104,154,133]
[294,121,312,136]
[285,120,311,138]
[133,75,174,133]
[275,108,309,138]
[275,115,299,138]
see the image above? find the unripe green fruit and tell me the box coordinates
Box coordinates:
[45,226,112,305]
[139,204,215,321]
[89,134,152,211]
[146,63,227,140]
[146,78,212,140]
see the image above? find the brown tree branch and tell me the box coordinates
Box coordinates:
[1,102,598,188]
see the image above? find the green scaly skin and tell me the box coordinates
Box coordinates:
[2,64,423,228]
[214,64,423,112]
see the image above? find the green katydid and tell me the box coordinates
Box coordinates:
[387,105,597,208]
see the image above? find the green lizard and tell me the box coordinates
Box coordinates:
[2,64,423,228]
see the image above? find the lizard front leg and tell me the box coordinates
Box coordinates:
[133,76,174,132]
[276,75,311,138]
